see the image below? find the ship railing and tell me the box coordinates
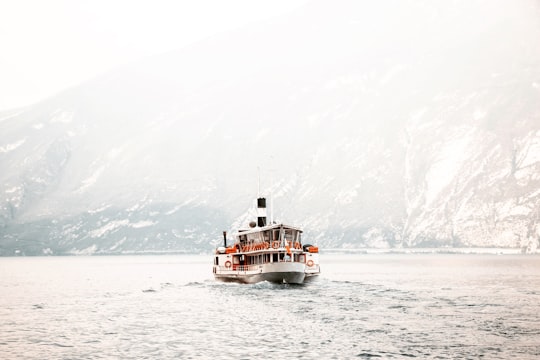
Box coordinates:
[218,260,309,272]
[235,265,257,272]
[218,264,260,272]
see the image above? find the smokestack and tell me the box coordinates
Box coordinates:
[257,197,267,227]
[222,231,227,247]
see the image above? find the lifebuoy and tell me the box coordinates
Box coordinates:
[307,260,314,267]
[272,241,279,249]
[225,260,232,268]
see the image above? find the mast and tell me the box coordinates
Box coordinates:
[270,169,274,224]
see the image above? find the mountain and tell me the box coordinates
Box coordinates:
[1,0,540,255]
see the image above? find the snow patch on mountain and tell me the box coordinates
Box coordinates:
[88,204,112,214]
[5,187,19,194]
[49,109,74,124]
[77,166,105,193]
[69,244,98,255]
[335,187,359,205]
[131,220,156,228]
[517,130,540,170]
[424,126,475,206]
[0,110,26,123]
[89,219,130,238]
[0,138,26,153]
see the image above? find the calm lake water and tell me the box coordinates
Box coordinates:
[1,254,539,359]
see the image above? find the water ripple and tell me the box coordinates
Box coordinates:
[1,254,539,359]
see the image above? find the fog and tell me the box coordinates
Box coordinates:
[0,0,308,111]
[1,0,539,255]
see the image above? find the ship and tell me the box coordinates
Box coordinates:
[212,197,320,284]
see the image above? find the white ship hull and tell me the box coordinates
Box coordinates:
[214,261,307,284]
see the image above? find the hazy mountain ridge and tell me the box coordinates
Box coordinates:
[1,0,540,255]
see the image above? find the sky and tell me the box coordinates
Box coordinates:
[0,0,308,112]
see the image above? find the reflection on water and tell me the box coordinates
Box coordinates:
[1,254,539,359]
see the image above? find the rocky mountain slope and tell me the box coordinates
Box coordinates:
[1,0,539,255]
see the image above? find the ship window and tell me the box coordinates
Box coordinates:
[284,229,294,241]
[215,256,218,265]
[273,253,278,263]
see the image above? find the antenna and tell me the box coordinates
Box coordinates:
[270,168,274,224]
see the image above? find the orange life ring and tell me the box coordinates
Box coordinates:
[307,260,314,267]
[225,260,232,268]
[272,241,279,249]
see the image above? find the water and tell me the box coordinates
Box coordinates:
[1,254,539,359]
